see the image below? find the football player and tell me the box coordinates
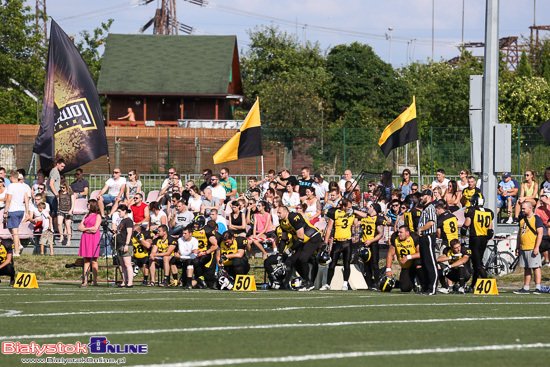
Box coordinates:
[437,239,471,294]
[460,176,481,208]
[277,206,322,291]
[403,192,423,232]
[435,203,459,249]
[461,193,494,289]
[191,215,219,289]
[385,225,422,292]
[216,231,250,278]
[359,203,388,290]
[0,238,15,286]
[131,224,153,287]
[323,199,367,290]
[148,225,178,287]
[264,225,293,289]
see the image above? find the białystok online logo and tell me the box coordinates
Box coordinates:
[2,337,148,356]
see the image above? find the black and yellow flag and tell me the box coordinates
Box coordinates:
[378,97,418,157]
[33,20,108,173]
[213,98,262,164]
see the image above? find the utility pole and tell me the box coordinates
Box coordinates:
[431,0,435,60]
[481,0,499,219]
[35,0,47,46]
[387,27,393,64]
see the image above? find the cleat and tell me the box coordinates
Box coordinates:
[437,287,449,294]
[141,280,148,287]
[341,282,349,291]
[319,284,331,291]
[456,287,465,294]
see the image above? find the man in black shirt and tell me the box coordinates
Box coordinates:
[298,167,315,198]
[275,169,299,195]
[417,190,439,295]
[200,168,212,192]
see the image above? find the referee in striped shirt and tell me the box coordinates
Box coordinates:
[417,189,439,295]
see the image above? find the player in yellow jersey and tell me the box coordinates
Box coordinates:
[148,225,178,287]
[359,203,388,290]
[0,239,15,286]
[437,239,471,294]
[323,199,367,290]
[277,206,322,291]
[131,224,154,287]
[385,225,421,292]
[514,201,544,294]
[460,176,481,208]
[216,231,250,278]
[461,193,494,289]
[191,215,219,289]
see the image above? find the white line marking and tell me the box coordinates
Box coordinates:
[128,343,550,367]
[2,316,549,341]
[0,309,22,317]
[6,302,550,318]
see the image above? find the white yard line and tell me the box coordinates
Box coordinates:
[1,316,549,341]
[128,343,550,367]
[3,302,550,318]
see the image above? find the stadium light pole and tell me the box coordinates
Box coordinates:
[481,0,499,221]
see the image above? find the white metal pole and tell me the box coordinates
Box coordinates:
[417,140,421,185]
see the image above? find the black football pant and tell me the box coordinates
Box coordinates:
[0,263,15,281]
[419,234,438,294]
[363,241,380,288]
[469,236,488,287]
[225,257,250,278]
[294,236,322,282]
[399,266,420,292]
[192,253,213,278]
[327,240,352,285]
[438,265,471,287]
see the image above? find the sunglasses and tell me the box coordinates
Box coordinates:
[128,173,135,176]
[411,188,418,191]
[113,171,120,174]
[392,204,399,207]
[168,171,175,175]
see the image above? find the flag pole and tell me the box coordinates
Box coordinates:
[416,140,421,186]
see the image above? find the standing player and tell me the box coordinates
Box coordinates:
[276,206,322,291]
[437,239,471,294]
[191,215,218,289]
[403,193,422,232]
[385,225,421,292]
[435,203,459,250]
[359,203,388,290]
[131,224,153,286]
[461,193,494,290]
[323,199,367,290]
[417,189,439,295]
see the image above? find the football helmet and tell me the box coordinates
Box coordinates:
[379,275,396,292]
[358,247,372,263]
[290,277,304,290]
[131,261,140,277]
[272,263,286,280]
[193,215,206,230]
[470,193,484,207]
[218,269,234,290]
[316,248,332,266]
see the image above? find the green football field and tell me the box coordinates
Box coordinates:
[1,282,550,367]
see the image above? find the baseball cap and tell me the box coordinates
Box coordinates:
[421,189,433,197]
[314,172,324,180]
[502,172,511,178]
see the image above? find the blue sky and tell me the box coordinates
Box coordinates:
[29,0,550,67]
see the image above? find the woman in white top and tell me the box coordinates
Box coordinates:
[303,187,321,225]
[187,185,202,214]
[458,169,469,191]
[125,170,142,205]
[148,201,167,231]
[271,197,282,227]
[282,182,300,211]
[0,178,6,210]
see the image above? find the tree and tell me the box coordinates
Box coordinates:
[0,0,46,124]
[325,42,405,122]
[539,42,550,85]
[517,50,533,78]
[499,76,550,126]
[240,26,327,131]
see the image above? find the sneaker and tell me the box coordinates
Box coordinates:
[513,288,530,294]
[437,287,449,294]
[13,253,20,257]
[341,282,349,291]
[506,216,514,224]
[420,291,436,296]
[195,278,207,289]
[159,279,169,287]
[298,281,314,291]
[533,288,542,295]
[456,287,465,294]
[319,284,331,291]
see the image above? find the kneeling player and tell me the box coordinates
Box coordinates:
[264,225,294,289]
[131,224,153,286]
[385,225,422,292]
[170,225,199,288]
[0,239,15,286]
[437,239,472,294]
[217,231,250,278]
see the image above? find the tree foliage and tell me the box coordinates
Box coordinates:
[0,0,46,124]
[517,50,533,78]
[499,76,550,126]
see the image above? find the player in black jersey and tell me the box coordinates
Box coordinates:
[435,203,459,249]
[277,206,322,291]
[403,193,423,232]
[216,231,250,278]
[191,217,219,289]
[461,193,494,289]
[437,239,471,294]
[359,203,388,290]
[264,225,293,289]
[131,224,154,286]
[0,239,15,286]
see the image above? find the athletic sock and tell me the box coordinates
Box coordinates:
[172,273,178,280]
[524,285,530,291]
[164,276,170,283]
[536,284,541,290]
[143,275,149,282]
